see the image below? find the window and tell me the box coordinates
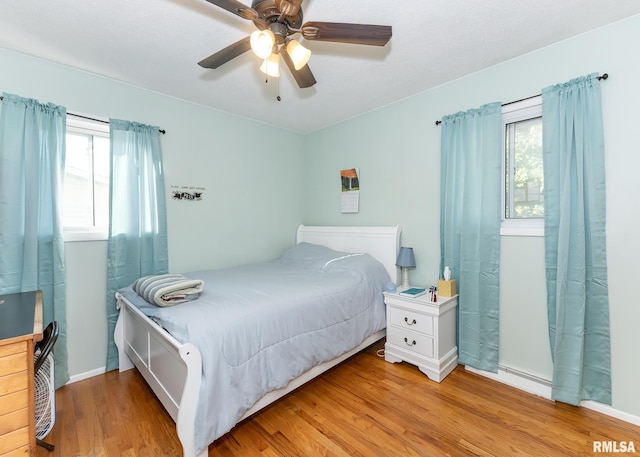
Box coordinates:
[63,116,110,241]
[501,97,544,236]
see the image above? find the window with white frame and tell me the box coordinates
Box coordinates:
[63,116,110,241]
[501,96,544,236]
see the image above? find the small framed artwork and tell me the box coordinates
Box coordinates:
[340,168,359,213]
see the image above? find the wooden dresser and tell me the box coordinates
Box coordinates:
[0,291,43,457]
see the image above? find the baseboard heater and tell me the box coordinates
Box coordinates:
[497,364,552,387]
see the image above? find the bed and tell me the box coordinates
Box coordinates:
[113,224,401,457]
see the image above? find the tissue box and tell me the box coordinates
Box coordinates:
[438,279,457,297]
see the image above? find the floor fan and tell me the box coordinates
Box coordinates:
[34,353,56,448]
[34,321,59,452]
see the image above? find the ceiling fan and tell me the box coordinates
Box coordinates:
[198,0,392,88]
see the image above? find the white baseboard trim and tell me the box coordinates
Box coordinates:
[465,365,640,427]
[67,366,106,384]
[465,365,552,399]
[582,400,640,427]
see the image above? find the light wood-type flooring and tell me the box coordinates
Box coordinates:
[37,340,640,456]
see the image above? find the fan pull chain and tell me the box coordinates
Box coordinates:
[264,59,268,84]
[277,74,281,102]
[261,58,281,101]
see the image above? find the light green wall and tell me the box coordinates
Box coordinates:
[63,241,107,376]
[2,13,639,419]
[303,15,640,417]
[0,47,306,380]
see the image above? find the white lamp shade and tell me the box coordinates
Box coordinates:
[260,53,280,77]
[286,40,311,70]
[250,30,275,59]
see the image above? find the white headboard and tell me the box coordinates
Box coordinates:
[296,225,401,283]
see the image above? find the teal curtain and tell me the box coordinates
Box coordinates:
[440,102,502,373]
[105,119,168,372]
[542,74,611,405]
[0,92,69,388]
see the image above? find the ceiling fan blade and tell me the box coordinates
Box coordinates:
[281,49,316,88]
[203,0,259,21]
[198,36,251,69]
[301,22,392,46]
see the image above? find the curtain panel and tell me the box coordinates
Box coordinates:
[440,102,502,373]
[542,74,612,405]
[105,119,168,372]
[0,92,69,388]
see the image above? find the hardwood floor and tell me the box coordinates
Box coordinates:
[38,340,640,456]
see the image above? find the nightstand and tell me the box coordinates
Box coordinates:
[383,289,458,382]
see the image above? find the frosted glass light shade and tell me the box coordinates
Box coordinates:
[250,30,275,59]
[286,40,311,70]
[259,53,280,77]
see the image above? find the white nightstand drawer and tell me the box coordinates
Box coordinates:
[384,292,458,382]
[387,328,434,358]
[388,306,434,336]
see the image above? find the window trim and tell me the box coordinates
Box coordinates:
[500,218,544,237]
[500,96,544,237]
[64,226,108,242]
[63,116,110,242]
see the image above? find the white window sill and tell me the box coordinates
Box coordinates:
[64,228,108,242]
[500,219,544,237]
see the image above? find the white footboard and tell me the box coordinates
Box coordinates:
[114,292,385,457]
[114,293,205,457]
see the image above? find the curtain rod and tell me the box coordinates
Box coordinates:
[0,95,166,134]
[434,73,609,126]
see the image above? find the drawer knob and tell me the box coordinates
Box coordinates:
[404,337,417,346]
[404,317,417,325]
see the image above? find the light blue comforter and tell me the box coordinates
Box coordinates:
[118,242,389,453]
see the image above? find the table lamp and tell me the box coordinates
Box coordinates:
[396,247,416,288]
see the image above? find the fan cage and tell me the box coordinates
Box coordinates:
[35,353,56,439]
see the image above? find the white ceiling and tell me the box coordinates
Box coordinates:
[2,0,639,134]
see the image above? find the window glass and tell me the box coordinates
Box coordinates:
[63,117,110,240]
[505,116,543,218]
[63,132,93,227]
[501,97,544,237]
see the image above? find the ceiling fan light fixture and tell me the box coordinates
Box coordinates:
[286,39,311,70]
[259,52,280,77]
[199,1,392,90]
[250,30,275,59]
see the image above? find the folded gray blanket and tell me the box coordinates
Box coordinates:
[132,274,204,307]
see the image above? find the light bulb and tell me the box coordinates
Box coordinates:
[286,40,311,70]
[259,53,280,77]
[250,30,275,59]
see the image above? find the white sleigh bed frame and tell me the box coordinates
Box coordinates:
[114,225,401,457]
